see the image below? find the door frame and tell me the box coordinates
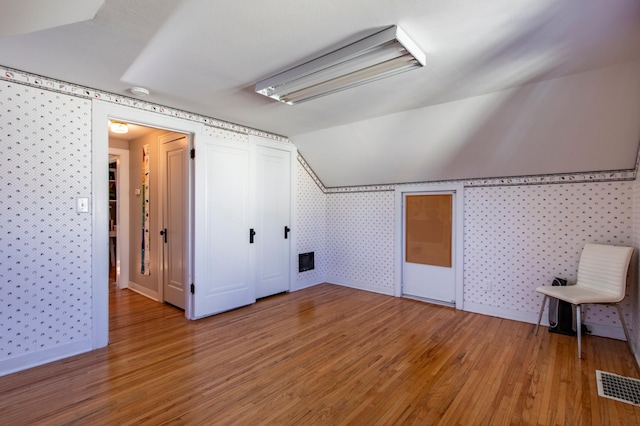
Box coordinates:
[393,184,464,309]
[92,100,200,349]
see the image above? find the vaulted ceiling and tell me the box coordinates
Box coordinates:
[2,0,640,186]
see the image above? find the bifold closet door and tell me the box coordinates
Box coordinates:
[193,136,256,318]
[255,145,291,299]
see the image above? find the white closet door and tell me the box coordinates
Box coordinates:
[255,145,291,299]
[193,135,256,318]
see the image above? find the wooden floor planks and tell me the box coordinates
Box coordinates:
[1,283,640,425]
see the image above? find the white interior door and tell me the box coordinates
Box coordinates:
[193,135,256,318]
[255,145,291,299]
[160,134,188,309]
[402,192,456,305]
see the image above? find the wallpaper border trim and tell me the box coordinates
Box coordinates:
[1,65,288,144]
[299,155,636,194]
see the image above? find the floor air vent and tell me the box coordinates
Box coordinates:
[596,370,640,406]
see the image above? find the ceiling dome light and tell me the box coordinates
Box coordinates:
[110,121,129,134]
[130,86,150,96]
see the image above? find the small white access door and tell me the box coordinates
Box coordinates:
[255,144,292,299]
[159,133,189,309]
[401,188,462,306]
[193,135,256,318]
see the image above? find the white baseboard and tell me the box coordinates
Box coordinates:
[464,301,543,324]
[587,323,626,340]
[128,281,160,301]
[292,278,324,292]
[463,301,626,340]
[327,276,394,296]
[0,339,93,377]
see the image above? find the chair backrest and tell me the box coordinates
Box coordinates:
[576,243,634,300]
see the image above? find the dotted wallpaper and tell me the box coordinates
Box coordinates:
[464,182,633,327]
[325,191,395,293]
[296,159,327,287]
[629,179,640,352]
[0,81,92,360]
[204,126,249,144]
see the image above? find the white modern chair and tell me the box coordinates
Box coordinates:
[534,243,634,358]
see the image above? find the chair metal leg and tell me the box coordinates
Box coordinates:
[615,304,631,344]
[576,304,582,359]
[535,295,548,335]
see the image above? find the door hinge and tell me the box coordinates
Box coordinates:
[190,148,195,159]
[190,283,195,294]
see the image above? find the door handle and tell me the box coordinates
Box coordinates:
[284,226,290,239]
[249,228,256,244]
[160,228,167,243]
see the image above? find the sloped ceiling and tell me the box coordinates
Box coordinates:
[1,0,639,186]
[0,0,103,38]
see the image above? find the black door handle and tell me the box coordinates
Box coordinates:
[160,228,167,243]
[284,226,290,239]
[249,228,256,244]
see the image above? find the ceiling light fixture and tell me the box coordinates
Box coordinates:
[110,121,129,134]
[130,86,150,96]
[255,25,425,105]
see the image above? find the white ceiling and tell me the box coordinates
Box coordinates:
[108,122,157,141]
[2,0,640,186]
[0,0,104,38]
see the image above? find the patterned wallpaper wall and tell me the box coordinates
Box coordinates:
[296,159,327,288]
[464,182,633,329]
[630,179,640,359]
[204,126,249,143]
[326,191,395,294]
[0,82,92,361]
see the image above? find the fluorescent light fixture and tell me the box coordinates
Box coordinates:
[255,26,425,105]
[110,121,128,134]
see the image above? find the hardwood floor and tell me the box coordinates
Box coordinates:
[1,284,639,425]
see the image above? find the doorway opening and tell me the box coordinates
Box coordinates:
[107,122,189,310]
[93,101,203,348]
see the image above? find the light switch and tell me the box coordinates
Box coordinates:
[77,197,89,213]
